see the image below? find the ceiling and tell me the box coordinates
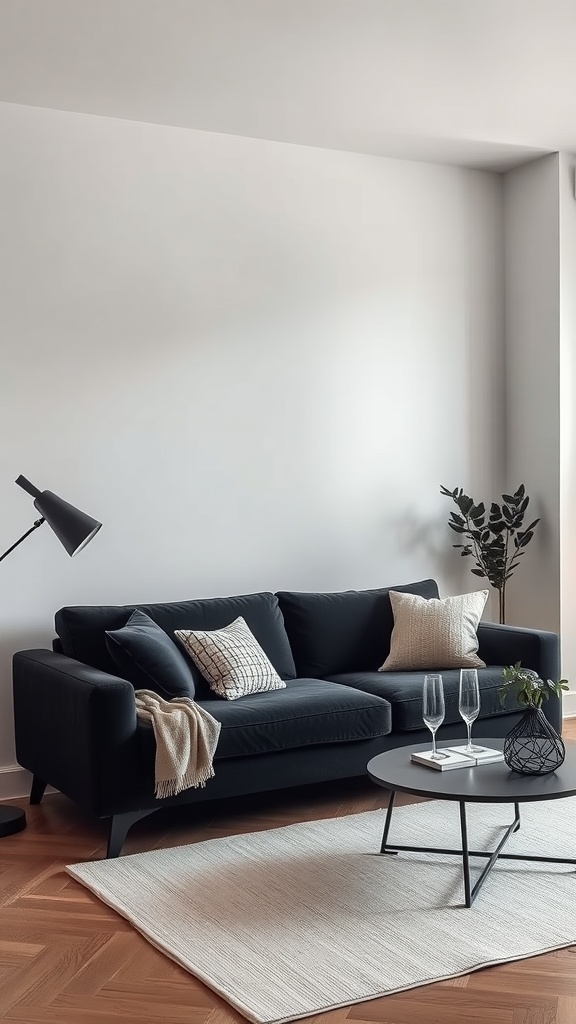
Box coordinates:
[0,0,574,171]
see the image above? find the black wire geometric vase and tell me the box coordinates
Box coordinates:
[503,707,566,775]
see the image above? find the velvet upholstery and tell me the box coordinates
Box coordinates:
[139,678,392,762]
[12,580,562,857]
[55,591,296,685]
[276,579,439,678]
[105,609,196,701]
[326,667,507,732]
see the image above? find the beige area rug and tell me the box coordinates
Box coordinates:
[68,798,576,1024]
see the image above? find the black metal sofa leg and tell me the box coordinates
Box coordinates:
[29,776,47,805]
[106,810,155,859]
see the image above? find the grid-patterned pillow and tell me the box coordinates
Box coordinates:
[174,617,286,700]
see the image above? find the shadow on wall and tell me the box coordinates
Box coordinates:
[0,627,56,688]
[0,627,55,661]
[393,508,501,621]
[392,508,476,597]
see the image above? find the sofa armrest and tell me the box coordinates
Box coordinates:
[477,622,560,680]
[477,623,562,732]
[13,649,141,817]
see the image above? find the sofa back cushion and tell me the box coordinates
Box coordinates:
[276,579,439,678]
[55,592,297,686]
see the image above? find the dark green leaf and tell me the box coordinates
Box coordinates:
[489,524,505,534]
[516,531,534,547]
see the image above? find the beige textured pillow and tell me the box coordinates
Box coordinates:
[175,616,286,700]
[379,590,488,672]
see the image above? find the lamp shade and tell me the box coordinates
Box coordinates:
[15,476,102,556]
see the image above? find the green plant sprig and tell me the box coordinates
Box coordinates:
[498,662,569,710]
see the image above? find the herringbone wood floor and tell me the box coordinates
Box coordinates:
[1,723,576,1024]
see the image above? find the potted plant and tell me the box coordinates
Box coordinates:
[499,663,568,775]
[440,484,539,623]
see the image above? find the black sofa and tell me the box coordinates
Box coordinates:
[12,578,560,857]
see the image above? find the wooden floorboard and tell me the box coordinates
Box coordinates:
[0,720,574,1024]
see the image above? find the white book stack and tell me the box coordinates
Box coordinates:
[411,746,504,771]
[449,745,504,764]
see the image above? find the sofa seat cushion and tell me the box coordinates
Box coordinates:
[138,678,392,763]
[325,668,508,732]
[276,580,439,678]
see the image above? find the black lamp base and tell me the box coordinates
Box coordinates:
[0,805,26,837]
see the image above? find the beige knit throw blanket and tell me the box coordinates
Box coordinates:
[135,690,221,799]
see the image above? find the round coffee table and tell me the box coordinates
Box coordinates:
[367,738,576,907]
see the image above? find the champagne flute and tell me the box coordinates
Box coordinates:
[459,668,484,754]
[423,674,446,760]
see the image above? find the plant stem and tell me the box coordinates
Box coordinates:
[499,586,506,624]
[463,512,491,579]
[502,528,510,624]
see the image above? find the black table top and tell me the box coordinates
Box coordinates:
[367,738,576,804]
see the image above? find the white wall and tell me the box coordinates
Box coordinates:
[503,153,576,716]
[0,101,504,790]
[503,154,561,632]
[560,153,576,695]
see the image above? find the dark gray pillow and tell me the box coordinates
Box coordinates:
[105,609,196,701]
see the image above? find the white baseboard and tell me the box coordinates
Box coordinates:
[563,690,576,719]
[0,765,57,801]
[0,764,32,801]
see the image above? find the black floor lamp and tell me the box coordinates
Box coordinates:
[0,475,102,837]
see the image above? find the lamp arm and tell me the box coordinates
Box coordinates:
[0,518,45,563]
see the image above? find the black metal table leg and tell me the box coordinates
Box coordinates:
[379,790,397,854]
[459,802,524,907]
[375,797,575,908]
[459,801,472,908]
